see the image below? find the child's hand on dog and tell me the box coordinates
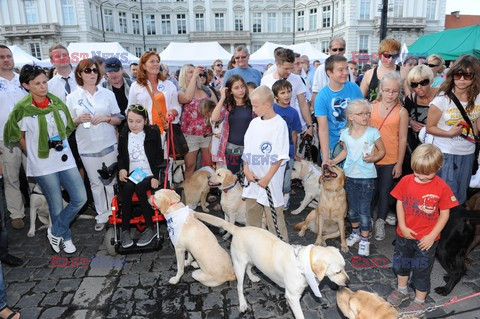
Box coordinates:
[151,178,159,189]
[119,169,128,182]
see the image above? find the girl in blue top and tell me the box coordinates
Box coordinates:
[329,99,385,256]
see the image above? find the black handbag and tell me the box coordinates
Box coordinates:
[167,122,189,159]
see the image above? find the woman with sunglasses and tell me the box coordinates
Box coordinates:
[426,54,480,205]
[361,37,402,102]
[4,65,86,254]
[404,65,438,159]
[178,64,218,179]
[66,59,123,231]
[427,54,446,88]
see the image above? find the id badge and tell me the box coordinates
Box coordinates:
[83,122,91,129]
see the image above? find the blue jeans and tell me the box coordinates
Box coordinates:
[283,159,294,194]
[0,262,6,309]
[35,168,87,241]
[438,153,474,205]
[346,177,375,232]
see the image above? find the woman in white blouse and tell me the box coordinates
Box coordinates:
[66,59,123,231]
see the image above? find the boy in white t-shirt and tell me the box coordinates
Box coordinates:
[242,86,290,242]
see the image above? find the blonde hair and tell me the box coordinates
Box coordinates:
[178,64,194,90]
[411,144,444,175]
[377,72,402,102]
[346,99,371,129]
[407,65,434,86]
[250,85,274,105]
[428,54,446,73]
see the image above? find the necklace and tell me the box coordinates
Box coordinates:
[381,101,397,111]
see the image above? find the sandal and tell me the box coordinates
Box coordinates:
[0,306,20,319]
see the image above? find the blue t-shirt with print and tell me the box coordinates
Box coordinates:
[314,82,363,150]
[224,67,262,87]
[274,103,302,159]
[340,126,381,178]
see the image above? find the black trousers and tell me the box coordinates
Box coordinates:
[119,176,154,231]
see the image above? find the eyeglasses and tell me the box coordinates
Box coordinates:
[331,48,345,52]
[453,72,474,81]
[128,104,146,113]
[354,112,371,117]
[383,89,400,94]
[410,79,430,88]
[82,68,99,74]
[427,63,439,68]
[382,52,400,60]
[215,64,223,67]
[234,55,247,60]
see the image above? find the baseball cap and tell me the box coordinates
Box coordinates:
[105,57,122,72]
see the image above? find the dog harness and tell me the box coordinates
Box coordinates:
[293,244,322,298]
[165,206,190,247]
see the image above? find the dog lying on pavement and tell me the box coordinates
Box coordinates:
[291,159,322,215]
[194,212,348,319]
[337,287,402,319]
[150,189,236,287]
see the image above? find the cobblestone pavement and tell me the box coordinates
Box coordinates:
[4,184,480,319]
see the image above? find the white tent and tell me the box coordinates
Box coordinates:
[289,42,328,62]
[160,42,232,68]
[9,45,41,67]
[66,42,139,66]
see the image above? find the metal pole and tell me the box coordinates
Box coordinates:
[100,1,106,41]
[140,0,146,51]
[380,0,388,41]
[292,0,296,44]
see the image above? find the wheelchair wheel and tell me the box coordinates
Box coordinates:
[104,227,118,256]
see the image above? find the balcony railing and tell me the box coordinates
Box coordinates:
[1,23,61,38]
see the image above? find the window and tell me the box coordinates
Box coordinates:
[253,13,262,33]
[252,44,262,53]
[321,40,329,54]
[61,0,76,25]
[24,0,38,24]
[103,9,114,32]
[146,15,156,35]
[309,9,317,30]
[267,13,276,33]
[215,13,225,31]
[89,2,95,28]
[195,13,204,32]
[96,5,101,29]
[341,0,345,24]
[334,2,339,25]
[360,0,370,19]
[177,14,186,34]
[282,12,291,32]
[132,13,140,35]
[393,0,403,17]
[359,35,369,53]
[30,43,41,59]
[297,11,304,31]
[235,12,244,31]
[119,12,127,34]
[161,14,171,35]
[426,0,436,20]
[322,6,331,28]
[148,47,156,52]
[135,48,142,58]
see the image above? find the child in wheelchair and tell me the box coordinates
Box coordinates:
[117,104,163,248]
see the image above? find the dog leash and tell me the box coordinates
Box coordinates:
[397,291,480,319]
[264,183,285,242]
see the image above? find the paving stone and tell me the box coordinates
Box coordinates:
[38,306,68,319]
[51,267,76,279]
[135,299,160,316]
[204,308,225,319]
[33,280,57,294]
[117,274,139,287]
[30,268,54,280]
[7,293,21,307]
[203,291,224,310]
[62,293,74,306]
[5,268,35,282]
[134,288,150,300]
[111,287,133,302]
[8,282,35,295]
[139,272,158,287]
[106,301,135,318]
[15,293,45,308]
[26,256,51,268]
[72,277,117,308]
[41,291,63,307]
[18,307,42,319]
[55,278,82,292]
[68,309,105,319]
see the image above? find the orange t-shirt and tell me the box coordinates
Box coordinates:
[370,102,401,165]
[152,92,168,133]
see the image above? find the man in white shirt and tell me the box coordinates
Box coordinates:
[261,47,313,137]
[47,44,77,103]
[311,37,355,104]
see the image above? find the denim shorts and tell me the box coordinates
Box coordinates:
[392,235,438,292]
[437,152,474,205]
[346,177,375,231]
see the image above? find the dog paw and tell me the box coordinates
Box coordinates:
[298,231,305,237]
[222,233,231,240]
[434,286,448,296]
[169,277,180,285]
[239,302,249,313]
[341,245,348,253]
[27,231,35,238]
[249,275,261,283]
[202,207,209,213]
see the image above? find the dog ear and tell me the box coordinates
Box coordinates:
[223,170,237,186]
[312,258,328,282]
[300,161,310,178]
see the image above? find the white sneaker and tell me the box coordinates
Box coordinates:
[346,232,361,247]
[62,239,77,254]
[375,219,386,241]
[47,228,62,253]
[386,214,397,226]
[358,240,370,257]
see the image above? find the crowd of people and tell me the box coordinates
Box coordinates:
[0,36,479,317]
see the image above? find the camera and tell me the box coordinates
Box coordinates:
[97,162,118,182]
[48,140,64,152]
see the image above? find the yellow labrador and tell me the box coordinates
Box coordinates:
[150,189,235,287]
[337,287,402,319]
[182,166,214,212]
[291,160,322,215]
[194,212,348,319]
[293,208,341,244]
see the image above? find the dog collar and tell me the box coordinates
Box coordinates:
[294,244,322,298]
[222,180,238,193]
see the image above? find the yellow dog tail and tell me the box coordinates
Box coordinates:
[194,212,238,235]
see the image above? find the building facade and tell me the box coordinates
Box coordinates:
[0,0,446,62]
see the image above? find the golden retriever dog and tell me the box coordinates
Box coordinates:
[181,166,215,212]
[150,189,236,287]
[337,288,401,319]
[315,164,348,252]
[194,212,349,319]
[291,159,322,215]
[208,168,246,239]
[293,208,340,244]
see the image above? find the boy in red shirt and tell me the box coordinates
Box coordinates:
[387,144,458,312]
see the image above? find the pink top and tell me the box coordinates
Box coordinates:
[181,97,211,136]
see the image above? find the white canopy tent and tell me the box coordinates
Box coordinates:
[8,45,41,67]
[66,42,139,66]
[160,42,232,68]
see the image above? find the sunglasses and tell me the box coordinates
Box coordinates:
[82,68,99,74]
[199,73,206,78]
[382,52,400,60]
[427,63,439,68]
[128,104,147,112]
[215,64,223,67]
[410,79,430,88]
[331,48,345,52]
[453,72,474,81]
[234,55,247,60]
